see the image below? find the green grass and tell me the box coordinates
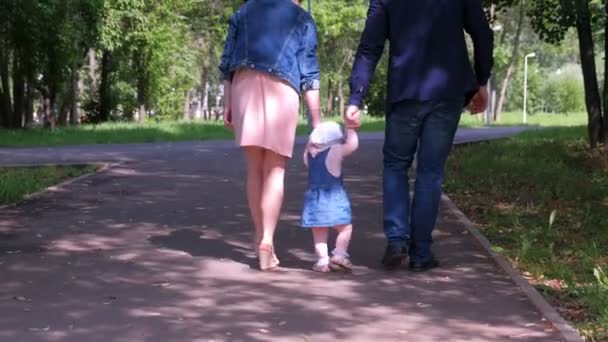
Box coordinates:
[459,111,588,128]
[0,117,385,148]
[0,165,98,205]
[445,126,608,341]
[0,111,587,148]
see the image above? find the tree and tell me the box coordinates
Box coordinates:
[529,0,606,147]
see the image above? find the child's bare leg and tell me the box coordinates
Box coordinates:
[333,224,353,256]
[312,227,330,272]
[331,224,353,271]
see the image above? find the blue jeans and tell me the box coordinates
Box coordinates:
[383,99,463,263]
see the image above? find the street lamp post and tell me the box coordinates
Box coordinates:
[523,52,536,125]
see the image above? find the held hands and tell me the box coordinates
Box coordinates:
[468,86,488,114]
[344,105,361,129]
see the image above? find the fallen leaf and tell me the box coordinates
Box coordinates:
[152,282,171,288]
[103,296,117,304]
[14,296,29,302]
[278,321,287,326]
[28,326,50,332]
[258,328,269,334]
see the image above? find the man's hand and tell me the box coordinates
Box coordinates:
[223,106,233,130]
[468,86,488,114]
[344,105,361,129]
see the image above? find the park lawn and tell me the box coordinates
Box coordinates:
[444,126,608,341]
[0,165,98,205]
[0,116,384,148]
[459,111,588,127]
[0,111,586,148]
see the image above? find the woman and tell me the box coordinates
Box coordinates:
[219,0,322,271]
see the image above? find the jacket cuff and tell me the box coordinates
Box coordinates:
[348,94,363,108]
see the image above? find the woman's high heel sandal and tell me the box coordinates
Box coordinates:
[258,244,279,271]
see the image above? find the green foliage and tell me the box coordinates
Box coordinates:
[365,52,389,117]
[543,70,585,113]
[505,63,545,114]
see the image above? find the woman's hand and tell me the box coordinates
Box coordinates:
[223,80,233,130]
[223,106,233,130]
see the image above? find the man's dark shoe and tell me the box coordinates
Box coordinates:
[409,258,439,272]
[382,244,408,269]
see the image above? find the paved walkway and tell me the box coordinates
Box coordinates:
[0,127,568,342]
[0,126,532,166]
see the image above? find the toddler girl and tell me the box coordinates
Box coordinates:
[301,122,359,272]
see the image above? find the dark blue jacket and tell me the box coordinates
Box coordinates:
[348,0,494,107]
[219,0,321,94]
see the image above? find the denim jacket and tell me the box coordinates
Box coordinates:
[219,0,321,94]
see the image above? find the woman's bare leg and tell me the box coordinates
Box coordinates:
[244,147,264,251]
[259,150,287,247]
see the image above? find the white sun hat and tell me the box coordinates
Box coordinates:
[309,121,344,148]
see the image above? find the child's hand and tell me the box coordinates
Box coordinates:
[340,127,359,157]
[303,142,310,168]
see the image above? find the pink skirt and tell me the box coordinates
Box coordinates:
[231,69,300,158]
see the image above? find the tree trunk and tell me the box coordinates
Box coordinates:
[326,79,334,116]
[202,81,210,120]
[136,104,145,123]
[603,0,608,144]
[197,69,207,120]
[183,90,191,120]
[70,64,80,125]
[214,92,222,120]
[575,0,603,147]
[338,80,345,117]
[24,75,35,128]
[11,55,25,128]
[57,93,69,126]
[88,49,98,85]
[99,50,113,123]
[43,97,55,129]
[494,0,525,122]
[0,52,11,128]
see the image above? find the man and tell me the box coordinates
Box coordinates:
[345,0,494,271]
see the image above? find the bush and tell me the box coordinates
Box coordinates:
[505,64,545,114]
[543,73,585,114]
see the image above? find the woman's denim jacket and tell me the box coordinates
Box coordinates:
[219,0,321,94]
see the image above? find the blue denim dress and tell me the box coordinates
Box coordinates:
[301,148,352,228]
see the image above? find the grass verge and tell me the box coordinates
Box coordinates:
[445,126,608,341]
[0,117,383,148]
[0,112,586,148]
[0,165,98,205]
